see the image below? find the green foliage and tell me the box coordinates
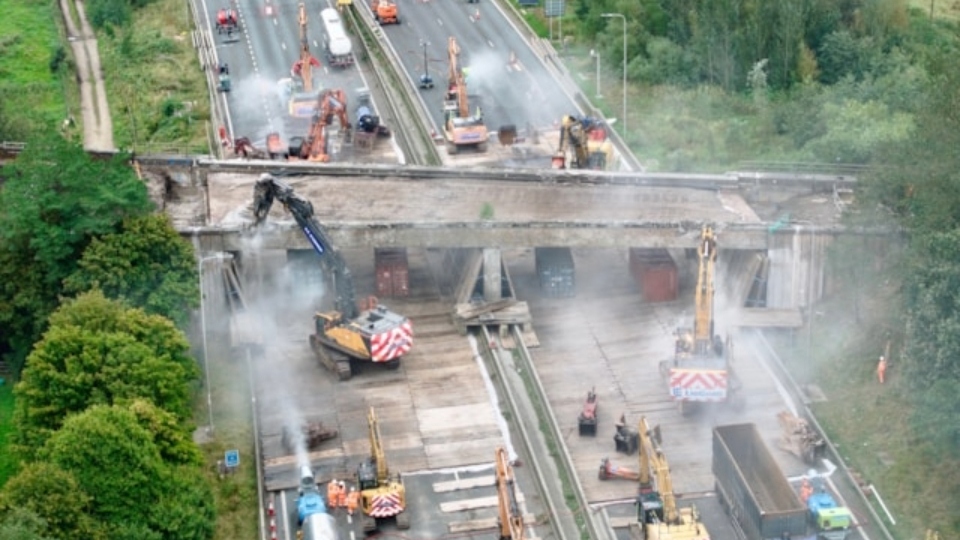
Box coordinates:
[0,134,152,373]
[12,290,197,453]
[817,30,876,84]
[0,462,96,539]
[63,214,200,326]
[803,98,914,163]
[0,508,57,540]
[37,405,214,540]
[87,0,132,29]
[0,384,15,486]
[127,399,202,465]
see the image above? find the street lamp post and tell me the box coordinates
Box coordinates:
[601,13,627,136]
[590,49,602,98]
[198,253,225,435]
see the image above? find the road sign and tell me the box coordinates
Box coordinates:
[225,449,240,468]
[545,0,565,17]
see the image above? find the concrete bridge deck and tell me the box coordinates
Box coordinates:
[157,162,855,252]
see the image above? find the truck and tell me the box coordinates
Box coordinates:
[713,424,807,540]
[320,8,355,67]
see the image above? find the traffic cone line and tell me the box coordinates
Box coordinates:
[268,500,275,517]
[269,518,276,533]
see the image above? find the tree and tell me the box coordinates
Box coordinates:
[40,405,215,540]
[0,508,57,540]
[0,463,97,540]
[0,133,152,374]
[12,291,198,453]
[63,214,199,326]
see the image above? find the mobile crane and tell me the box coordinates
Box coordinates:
[495,446,525,540]
[288,2,322,118]
[551,115,613,170]
[442,36,488,154]
[633,416,710,540]
[659,225,740,415]
[252,175,413,381]
[357,407,410,532]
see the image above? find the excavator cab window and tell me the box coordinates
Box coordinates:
[357,460,377,490]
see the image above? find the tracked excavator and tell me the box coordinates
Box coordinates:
[357,407,410,532]
[659,225,741,415]
[252,175,413,381]
[290,89,352,163]
[442,36,488,154]
[632,417,710,540]
[495,446,525,540]
[551,115,613,170]
[288,2,323,118]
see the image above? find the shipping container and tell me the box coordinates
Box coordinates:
[628,248,678,303]
[375,248,409,297]
[713,424,807,540]
[535,247,576,298]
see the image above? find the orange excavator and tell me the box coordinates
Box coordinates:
[372,0,399,24]
[288,2,322,118]
[442,36,488,154]
[292,89,352,162]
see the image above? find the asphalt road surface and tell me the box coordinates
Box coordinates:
[369,0,582,138]
[200,0,389,156]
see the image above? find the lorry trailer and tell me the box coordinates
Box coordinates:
[713,423,807,539]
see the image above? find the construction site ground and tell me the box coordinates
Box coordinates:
[241,247,553,540]
[225,236,829,539]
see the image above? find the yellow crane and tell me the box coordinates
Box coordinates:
[357,407,410,532]
[495,447,525,540]
[635,416,710,540]
[663,225,740,415]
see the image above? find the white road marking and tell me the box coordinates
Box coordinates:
[281,42,286,50]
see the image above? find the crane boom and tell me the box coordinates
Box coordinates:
[495,447,524,540]
[253,174,358,319]
[447,37,469,118]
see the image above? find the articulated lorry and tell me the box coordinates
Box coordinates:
[713,424,807,539]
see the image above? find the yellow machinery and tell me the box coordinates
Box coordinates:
[442,36,488,154]
[357,407,410,532]
[495,447,525,540]
[660,225,740,415]
[288,3,322,118]
[551,115,614,170]
[634,416,710,540]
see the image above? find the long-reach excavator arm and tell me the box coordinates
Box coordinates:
[447,37,469,119]
[293,2,320,91]
[253,174,358,319]
[495,447,524,540]
[693,226,718,349]
[367,407,389,485]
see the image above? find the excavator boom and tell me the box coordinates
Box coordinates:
[693,226,717,345]
[495,447,524,540]
[368,407,389,484]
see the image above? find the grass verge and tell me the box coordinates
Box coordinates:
[97,0,209,153]
[0,381,17,486]
[0,0,74,139]
[777,283,960,539]
[194,333,260,540]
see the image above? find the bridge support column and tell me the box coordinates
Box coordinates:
[482,248,502,302]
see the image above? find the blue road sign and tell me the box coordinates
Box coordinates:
[225,449,240,468]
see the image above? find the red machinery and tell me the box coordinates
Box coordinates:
[578,388,598,436]
[216,8,239,35]
[294,89,352,162]
[291,2,321,90]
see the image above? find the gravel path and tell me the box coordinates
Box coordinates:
[59,0,114,151]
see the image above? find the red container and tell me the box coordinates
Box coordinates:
[629,248,678,303]
[375,248,409,297]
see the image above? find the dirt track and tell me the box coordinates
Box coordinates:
[59,0,114,151]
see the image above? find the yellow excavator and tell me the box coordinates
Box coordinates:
[551,115,613,170]
[442,36,488,154]
[660,225,740,415]
[495,447,525,540]
[357,407,410,533]
[634,416,710,540]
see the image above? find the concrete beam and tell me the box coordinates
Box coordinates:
[182,221,864,253]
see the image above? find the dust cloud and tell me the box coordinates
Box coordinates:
[235,227,330,470]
